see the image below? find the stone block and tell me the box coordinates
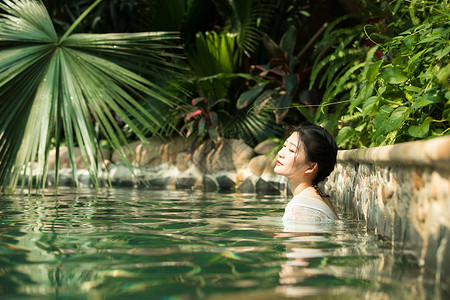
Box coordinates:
[403,220,424,256]
[48,146,112,170]
[193,139,254,174]
[175,177,196,190]
[255,178,280,195]
[425,231,440,271]
[367,201,377,230]
[439,226,450,287]
[248,154,276,177]
[111,178,134,188]
[394,212,405,248]
[202,175,218,192]
[161,136,189,165]
[147,177,172,190]
[254,140,279,155]
[376,205,387,237]
[58,169,76,187]
[216,175,235,191]
[237,178,255,193]
[176,152,189,172]
[111,136,188,168]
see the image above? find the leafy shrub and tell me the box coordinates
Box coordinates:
[310,0,449,149]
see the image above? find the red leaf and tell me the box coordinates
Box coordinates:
[186,109,203,120]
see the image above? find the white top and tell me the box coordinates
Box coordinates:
[282,187,338,222]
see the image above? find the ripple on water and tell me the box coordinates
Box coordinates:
[0,188,445,300]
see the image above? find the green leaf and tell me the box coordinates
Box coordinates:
[295,104,315,123]
[434,45,450,60]
[284,74,298,92]
[362,96,378,117]
[373,105,393,137]
[387,106,408,131]
[336,126,355,148]
[209,127,219,141]
[232,0,274,55]
[404,85,422,93]
[209,111,218,127]
[274,93,292,123]
[408,117,433,138]
[379,67,408,84]
[366,60,383,85]
[392,0,403,14]
[236,83,266,109]
[412,91,441,109]
[198,118,206,135]
[280,25,296,54]
[254,90,275,114]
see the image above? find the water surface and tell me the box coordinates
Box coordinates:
[0,188,446,299]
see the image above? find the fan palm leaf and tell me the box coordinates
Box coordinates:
[0,0,180,192]
[229,0,274,56]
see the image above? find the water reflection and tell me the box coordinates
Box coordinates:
[0,189,446,299]
[275,217,435,299]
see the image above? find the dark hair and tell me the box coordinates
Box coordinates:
[293,122,337,196]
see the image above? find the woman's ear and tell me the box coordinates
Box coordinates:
[305,162,318,174]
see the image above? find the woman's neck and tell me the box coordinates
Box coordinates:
[289,179,313,196]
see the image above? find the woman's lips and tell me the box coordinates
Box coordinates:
[276,160,283,166]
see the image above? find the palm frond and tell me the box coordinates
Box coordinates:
[229,0,274,56]
[0,0,180,192]
[221,108,284,147]
[186,31,242,99]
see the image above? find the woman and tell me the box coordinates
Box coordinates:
[274,122,338,222]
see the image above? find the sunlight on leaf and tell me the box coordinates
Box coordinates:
[0,0,180,192]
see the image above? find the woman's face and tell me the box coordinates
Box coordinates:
[274,132,310,178]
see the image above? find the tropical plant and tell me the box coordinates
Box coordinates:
[307,14,371,129]
[0,0,181,192]
[180,24,283,147]
[234,0,332,125]
[224,0,275,56]
[236,25,305,124]
[43,0,149,33]
[182,97,229,142]
[309,0,449,149]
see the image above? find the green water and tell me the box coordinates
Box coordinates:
[0,188,446,299]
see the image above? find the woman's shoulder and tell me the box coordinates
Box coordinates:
[285,194,338,221]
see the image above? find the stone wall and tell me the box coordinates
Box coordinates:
[44,136,288,194]
[324,135,450,288]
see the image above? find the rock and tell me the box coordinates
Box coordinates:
[111,137,163,167]
[58,168,76,187]
[175,177,196,190]
[237,178,255,193]
[109,164,135,187]
[202,175,218,192]
[176,152,189,172]
[216,175,236,191]
[111,136,189,168]
[48,147,111,170]
[160,136,189,165]
[77,169,92,188]
[248,154,276,177]
[192,138,254,174]
[146,177,172,190]
[191,140,215,173]
[254,140,279,155]
[255,178,280,195]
